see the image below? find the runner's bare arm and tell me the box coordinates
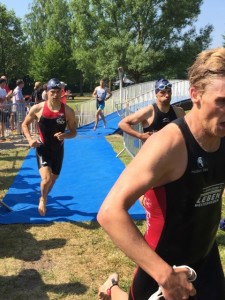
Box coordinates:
[119,105,154,141]
[97,124,195,299]
[22,104,42,147]
[173,105,186,118]
[65,106,77,138]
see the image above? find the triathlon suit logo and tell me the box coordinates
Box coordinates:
[197,157,207,169]
[56,113,66,125]
[195,183,224,207]
[192,157,208,174]
[162,117,170,124]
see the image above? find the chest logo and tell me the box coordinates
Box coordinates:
[162,117,170,123]
[195,183,224,207]
[192,157,208,173]
[197,157,207,169]
[56,114,66,125]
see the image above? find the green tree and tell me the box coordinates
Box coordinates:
[70,0,213,83]
[0,4,30,81]
[24,0,78,86]
[24,0,71,49]
[69,0,99,87]
[29,39,69,81]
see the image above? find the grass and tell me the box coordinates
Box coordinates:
[0,134,138,300]
[0,134,225,299]
[67,95,93,112]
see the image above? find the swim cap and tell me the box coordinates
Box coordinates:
[47,78,62,91]
[155,78,172,94]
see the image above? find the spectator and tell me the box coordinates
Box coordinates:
[0,78,7,141]
[32,82,43,104]
[0,75,12,99]
[42,83,48,101]
[60,81,70,104]
[10,79,25,135]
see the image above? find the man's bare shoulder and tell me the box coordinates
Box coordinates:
[172,105,185,117]
[135,104,154,118]
[30,102,44,113]
[65,104,75,118]
[139,123,187,185]
[65,104,74,112]
[133,104,154,115]
[145,122,184,152]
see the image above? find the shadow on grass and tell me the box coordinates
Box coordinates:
[73,220,100,230]
[0,224,66,261]
[0,268,88,299]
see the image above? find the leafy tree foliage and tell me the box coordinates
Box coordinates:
[70,0,213,83]
[29,39,69,81]
[24,0,71,49]
[0,4,30,81]
[0,0,218,92]
[24,0,77,85]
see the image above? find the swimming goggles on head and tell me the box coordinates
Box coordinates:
[157,82,172,90]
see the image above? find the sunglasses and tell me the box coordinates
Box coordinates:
[157,83,172,90]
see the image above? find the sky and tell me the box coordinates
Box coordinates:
[0,0,224,48]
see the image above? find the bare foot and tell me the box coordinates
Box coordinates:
[93,126,97,131]
[38,197,47,216]
[98,273,119,299]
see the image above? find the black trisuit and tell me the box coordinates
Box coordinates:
[143,103,177,133]
[129,118,225,300]
[36,101,67,175]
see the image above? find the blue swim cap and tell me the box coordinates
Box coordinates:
[47,78,62,91]
[220,218,225,231]
[155,78,172,94]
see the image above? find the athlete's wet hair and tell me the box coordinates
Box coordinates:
[188,47,225,95]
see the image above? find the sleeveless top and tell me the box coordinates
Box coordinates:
[143,103,177,133]
[38,101,67,150]
[96,87,107,101]
[144,118,225,266]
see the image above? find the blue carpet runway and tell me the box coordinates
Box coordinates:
[0,112,145,224]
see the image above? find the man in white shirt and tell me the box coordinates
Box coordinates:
[10,79,25,134]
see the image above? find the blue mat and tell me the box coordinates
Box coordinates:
[0,112,145,224]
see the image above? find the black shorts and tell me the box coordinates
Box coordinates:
[36,144,64,175]
[128,242,225,300]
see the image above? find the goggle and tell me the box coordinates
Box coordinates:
[157,83,172,90]
[47,83,62,90]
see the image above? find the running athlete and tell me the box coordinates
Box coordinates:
[22,78,77,216]
[92,79,112,131]
[119,78,185,207]
[119,78,185,142]
[97,48,225,300]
